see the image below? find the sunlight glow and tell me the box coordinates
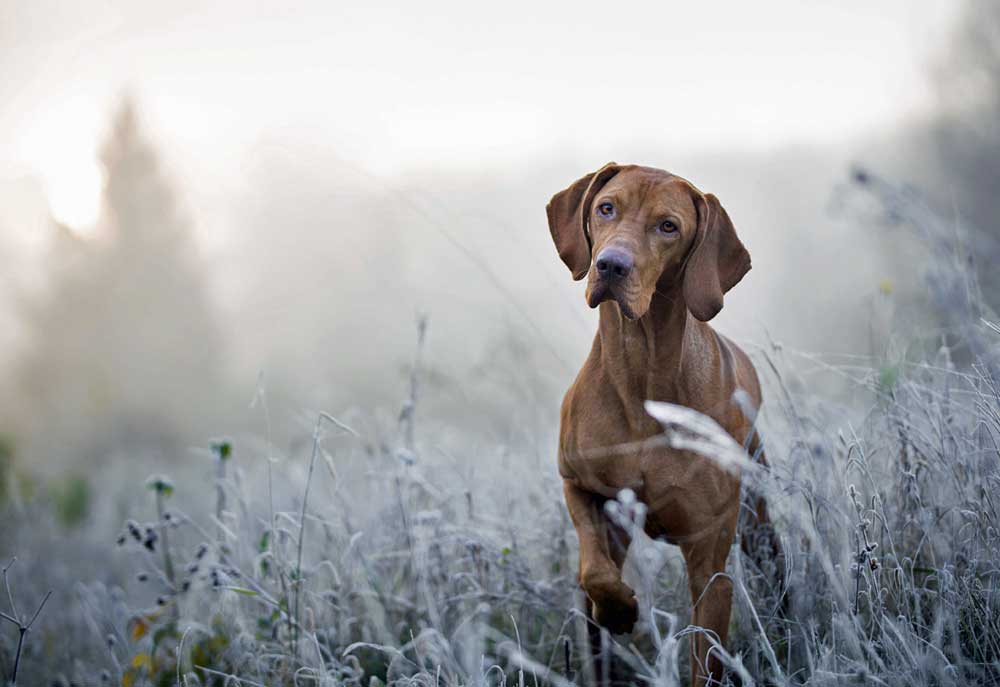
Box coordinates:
[16,95,104,236]
[46,157,102,233]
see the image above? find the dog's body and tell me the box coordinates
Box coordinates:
[547,164,779,685]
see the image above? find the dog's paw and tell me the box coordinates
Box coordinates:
[593,593,638,634]
[584,574,638,634]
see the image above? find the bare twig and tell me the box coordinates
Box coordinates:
[1,558,52,686]
[3,558,19,621]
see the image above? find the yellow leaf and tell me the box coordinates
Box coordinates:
[128,616,148,641]
[879,279,893,295]
[127,608,164,642]
[131,652,152,669]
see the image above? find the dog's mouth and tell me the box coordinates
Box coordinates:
[587,280,638,320]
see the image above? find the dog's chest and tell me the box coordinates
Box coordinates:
[558,401,741,540]
[558,402,677,498]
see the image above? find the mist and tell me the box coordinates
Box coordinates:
[1,1,999,683]
[0,0,988,531]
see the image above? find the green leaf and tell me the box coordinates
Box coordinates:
[145,474,174,496]
[152,624,179,647]
[879,364,900,393]
[210,440,233,461]
[223,586,258,596]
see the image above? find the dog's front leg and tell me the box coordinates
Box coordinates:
[564,480,637,635]
[681,515,738,686]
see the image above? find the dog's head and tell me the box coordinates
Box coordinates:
[546,163,750,321]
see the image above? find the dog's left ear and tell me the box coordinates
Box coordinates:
[683,190,751,321]
[546,162,621,280]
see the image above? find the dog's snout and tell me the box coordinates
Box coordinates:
[595,248,634,280]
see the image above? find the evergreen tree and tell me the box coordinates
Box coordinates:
[16,98,226,467]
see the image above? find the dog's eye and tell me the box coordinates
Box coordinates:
[597,202,615,218]
[659,219,678,234]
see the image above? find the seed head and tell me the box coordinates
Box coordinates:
[143,527,158,552]
[126,520,142,541]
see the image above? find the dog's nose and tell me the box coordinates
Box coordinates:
[595,248,634,280]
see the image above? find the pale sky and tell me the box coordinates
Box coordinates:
[0,0,957,235]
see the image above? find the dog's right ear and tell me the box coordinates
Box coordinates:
[546,162,621,280]
[682,190,751,322]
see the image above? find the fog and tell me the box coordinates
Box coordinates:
[4,2,1000,683]
[0,4,997,484]
[0,0,991,474]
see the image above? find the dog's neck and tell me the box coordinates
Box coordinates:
[595,282,691,420]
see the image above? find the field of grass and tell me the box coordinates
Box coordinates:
[1,172,999,686]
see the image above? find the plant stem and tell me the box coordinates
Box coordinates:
[157,490,175,587]
[293,412,357,659]
[12,626,25,684]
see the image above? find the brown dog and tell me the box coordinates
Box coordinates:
[547,163,780,685]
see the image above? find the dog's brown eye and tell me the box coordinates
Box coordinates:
[597,202,615,218]
[659,219,678,234]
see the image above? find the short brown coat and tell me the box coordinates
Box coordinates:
[548,163,774,685]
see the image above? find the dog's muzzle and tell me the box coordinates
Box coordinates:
[588,248,637,318]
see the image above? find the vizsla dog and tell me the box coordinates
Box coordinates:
[547,163,781,685]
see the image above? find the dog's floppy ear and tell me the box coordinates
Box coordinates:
[683,190,751,322]
[546,162,621,280]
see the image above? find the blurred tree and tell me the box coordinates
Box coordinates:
[929,0,1000,309]
[864,0,1000,349]
[14,99,227,469]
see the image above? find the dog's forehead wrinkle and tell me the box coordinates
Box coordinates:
[607,167,691,218]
